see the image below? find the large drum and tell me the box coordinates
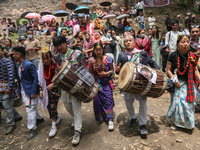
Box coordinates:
[52,61,98,103]
[118,62,167,98]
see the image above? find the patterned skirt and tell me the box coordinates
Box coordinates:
[166,80,200,129]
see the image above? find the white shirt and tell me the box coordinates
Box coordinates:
[165,30,182,53]
[182,28,190,36]
[148,17,156,26]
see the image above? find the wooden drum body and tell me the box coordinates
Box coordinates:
[118,62,167,98]
[52,61,98,103]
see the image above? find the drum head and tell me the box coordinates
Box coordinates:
[118,62,134,90]
[52,60,69,83]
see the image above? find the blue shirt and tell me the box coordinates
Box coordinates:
[0,56,15,90]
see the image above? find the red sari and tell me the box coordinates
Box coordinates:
[135,36,153,57]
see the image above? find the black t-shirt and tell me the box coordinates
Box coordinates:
[7,22,16,28]
[167,51,188,80]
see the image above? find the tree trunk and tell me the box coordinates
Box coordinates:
[62,0,66,10]
[186,0,195,10]
[125,0,128,10]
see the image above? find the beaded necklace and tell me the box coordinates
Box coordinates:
[95,56,104,73]
[44,65,52,80]
[177,53,190,75]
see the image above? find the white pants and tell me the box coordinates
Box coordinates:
[123,92,147,126]
[63,100,82,132]
[25,104,43,130]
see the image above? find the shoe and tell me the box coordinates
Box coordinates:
[49,127,57,138]
[27,129,38,141]
[108,120,114,131]
[72,131,80,145]
[5,125,16,135]
[71,121,75,127]
[138,125,148,135]
[56,114,62,125]
[36,118,45,124]
[171,123,177,130]
[14,116,23,122]
[129,119,137,127]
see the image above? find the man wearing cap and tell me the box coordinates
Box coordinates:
[165,21,181,54]
[115,32,159,136]
[13,47,44,141]
[0,45,22,135]
[185,12,191,20]
[165,13,172,31]
[175,15,181,31]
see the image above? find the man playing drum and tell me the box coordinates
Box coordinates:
[53,36,85,145]
[115,32,159,136]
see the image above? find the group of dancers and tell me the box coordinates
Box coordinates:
[1,27,200,145]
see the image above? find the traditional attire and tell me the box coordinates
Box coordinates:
[93,32,101,43]
[135,36,153,57]
[89,56,114,122]
[150,35,162,68]
[83,34,95,58]
[94,18,103,31]
[72,19,80,36]
[167,51,200,129]
[86,20,94,35]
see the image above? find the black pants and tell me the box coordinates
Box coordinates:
[162,54,168,72]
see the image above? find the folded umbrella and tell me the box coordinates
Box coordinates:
[25,13,41,18]
[54,10,69,17]
[41,15,56,21]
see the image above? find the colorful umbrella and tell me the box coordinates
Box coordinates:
[20,11,32,18]
[100,1,112,6]
[103,14,116,20]
[41,15,56,21]
[81,0,93,5]
[54,10,69,17]
[40,10,53,16]
[116,14,129,20]
[66,2,78,10]
[25,13,41,18]
[74,6,89,14]
[16,18,31,27]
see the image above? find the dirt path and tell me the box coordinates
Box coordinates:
[1,90,200,150]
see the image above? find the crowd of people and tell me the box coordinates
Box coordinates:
[1,0,200,146]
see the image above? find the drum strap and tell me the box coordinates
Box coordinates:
[129,53,140,62]
[66,49,76,61]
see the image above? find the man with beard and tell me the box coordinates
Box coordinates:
[115,32,159,137]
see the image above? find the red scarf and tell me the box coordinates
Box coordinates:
[44,62,56,85]
[185,51,199,102]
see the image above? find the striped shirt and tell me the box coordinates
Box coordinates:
[0,57,15,90]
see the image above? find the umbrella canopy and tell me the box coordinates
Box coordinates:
[66,2,78,10]
[40,10,53,16]
[116,14,129,20]
[103,14,116,20]
[74,6,89,14]
[54,10,69,17]
[41,15,56,21]
[20,11,33,18]
[16,18,31,27]
[81,0,93,5]
[100,1,112,6]
[25,13,41,18]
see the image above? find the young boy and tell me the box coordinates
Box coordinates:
[160,33,168,72]
[13,46,44,141]
[137,12,145,30]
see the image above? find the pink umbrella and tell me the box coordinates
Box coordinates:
[103,14,116,20]
[25,13,41,18]
[41,15,56,21]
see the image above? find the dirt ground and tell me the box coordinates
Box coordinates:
[1,87,200,150]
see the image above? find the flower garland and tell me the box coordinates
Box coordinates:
[177,54,190,75]
[95,57,104,74]
[44,65,51,80]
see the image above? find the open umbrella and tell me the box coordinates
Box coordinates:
[54,10,69,17]
[116,14,129,20]
[40,10,53,16]
[100,1,112,6]
[74,6,89,14]
[16,18,31,27]
[20,11,32,18]
[66,2,78,10]
[103,14,116,20]
[41,15,56,21]
[81,0,93,5]
[25,13,41,18]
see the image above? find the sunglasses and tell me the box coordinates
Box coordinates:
[190,25,200,28]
